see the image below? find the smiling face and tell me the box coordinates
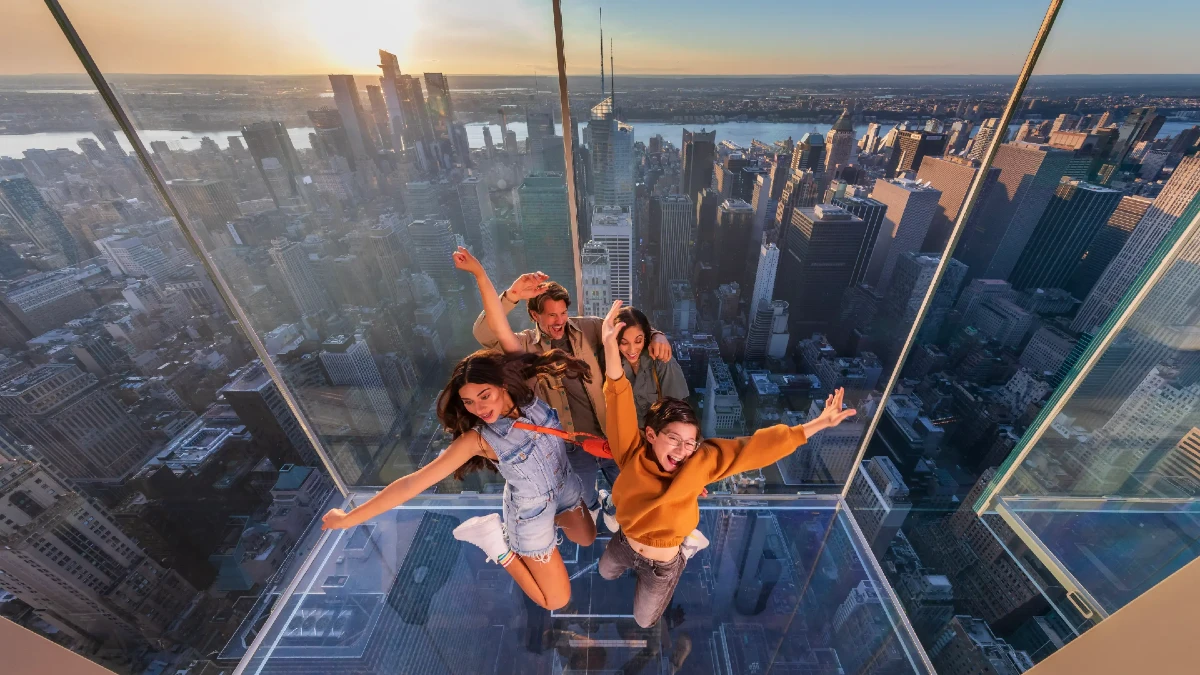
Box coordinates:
[645,421,701,473]
[618,324,645,364]
[457,382,513,425]
[531,298,570,341]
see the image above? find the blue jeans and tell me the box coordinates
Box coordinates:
[566,444,620,511]
[503,470,586,561]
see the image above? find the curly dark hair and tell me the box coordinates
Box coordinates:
[437,348,591,479]
[643,397,700,436]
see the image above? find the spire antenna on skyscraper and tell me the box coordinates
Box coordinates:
[610,38,616,118]
[599,8,605,97]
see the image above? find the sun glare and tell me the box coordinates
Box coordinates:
[302,0,420,73]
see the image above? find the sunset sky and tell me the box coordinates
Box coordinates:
[4,0,1198,77]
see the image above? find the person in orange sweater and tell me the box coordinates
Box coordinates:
[597,300,858,628]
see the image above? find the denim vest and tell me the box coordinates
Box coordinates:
[477,397,572,500]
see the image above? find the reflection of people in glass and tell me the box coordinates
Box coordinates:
[321,249,596,610]
[472,268,673,523]
[597,300,858,627]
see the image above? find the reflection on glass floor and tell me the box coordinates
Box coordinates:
[994,496,1200,618]
[233,496,931,674]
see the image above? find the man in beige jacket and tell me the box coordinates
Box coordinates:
[473,271,672,518]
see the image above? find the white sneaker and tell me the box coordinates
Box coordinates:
[598,489,620,532]
[681,529,709,560]
[453,513,511,564]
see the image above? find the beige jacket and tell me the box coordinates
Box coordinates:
[472,295,608,435]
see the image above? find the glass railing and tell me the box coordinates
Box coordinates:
[232,494,932,675]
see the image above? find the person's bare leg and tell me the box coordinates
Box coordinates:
[501,547,572,610]
[555,501,597,547]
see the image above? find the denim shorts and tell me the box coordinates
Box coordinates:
[502,469,586,561]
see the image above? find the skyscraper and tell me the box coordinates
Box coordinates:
[581,241,610,317]
[883,253,967,357]
[590,206,633,304]
[748,241,780,320]
[241,121,305,209]
[831,194,888,286]
[0,364,151,481]
[516,172,576,299]
[166,178,242,247]
[587,98,635,214]
[1066,195,1153,300]
[268,238,335,316]
[790,132,826,174]
[364,84,392,150]
[967,117,1004,162]
[774,169,819,232]
[0,454,197,645]
[407,218,459,292]
[778,204,869,334]
[846,456,912,557]
[1110,106,1158,167]
[220,362,319,466]
[715,199,755,288]
[319,334,397,439]
[1008,180,1122,291]
[824,109,857,177]
[867,177,942,289]
[456,176,493,247]
[954,142,1074,282]
[745,300,789,365]
[1073,154,1200,334]
[328,75,378,161]
[916,155,1001,253]
[0,173,80,264]
[423,73,457,167]
[681,128,717,200]
[378,49,434,171]
[657,194,695,305]
[307,107,357,171]
[886,130,948,178]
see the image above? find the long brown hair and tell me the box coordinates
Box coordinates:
[438,348,591,479]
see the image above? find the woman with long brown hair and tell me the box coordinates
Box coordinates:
[320,248,596,610]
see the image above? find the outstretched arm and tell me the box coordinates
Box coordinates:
[676,388,858,488]
[455,247,521,354]
[322,431,484,530]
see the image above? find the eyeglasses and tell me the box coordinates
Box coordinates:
[661,432,699,453]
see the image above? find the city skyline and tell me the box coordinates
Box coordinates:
[5,0,1200,76]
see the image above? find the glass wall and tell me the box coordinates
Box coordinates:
[55,0,569,493]
[856,0,1200,668]
[0,1,336,673]
[558,0,1043,498]
[9,0,1200,673]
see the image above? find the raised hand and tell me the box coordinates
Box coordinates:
[601,299,625,347]
[805,388,857,435]
[321,508,353,531]
[452,246,485,276]
[506,271,552,301]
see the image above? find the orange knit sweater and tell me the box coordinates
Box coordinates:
[604,375,808,548]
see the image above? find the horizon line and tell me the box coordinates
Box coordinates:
[5,71,1200,79]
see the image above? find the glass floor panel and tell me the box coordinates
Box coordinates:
[995,496,1200,617]
[233,495,932,674]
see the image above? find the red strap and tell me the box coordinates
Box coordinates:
[512,421,575,441]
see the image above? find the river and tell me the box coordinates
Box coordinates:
[2,120,1197,158]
